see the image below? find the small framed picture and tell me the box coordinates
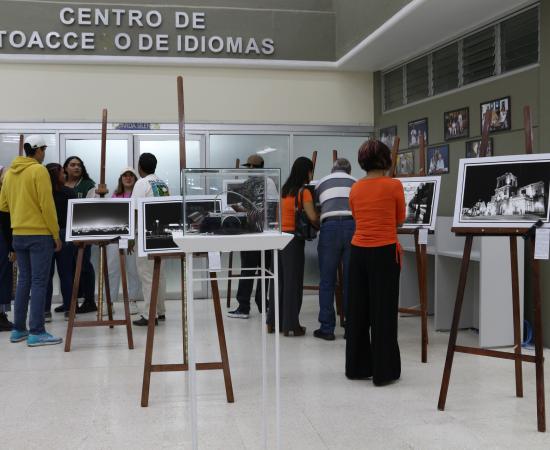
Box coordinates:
[396,151,415,176]
[427,144,450,175]
[444,107,469,140]
[465,139,494,158]
[408,118,428,148]
[379,125,397,148]
[66,198,134,242]
[480,96,511,133]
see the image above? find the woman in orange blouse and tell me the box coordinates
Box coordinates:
[346,140,405,386]
[267,157,318,336]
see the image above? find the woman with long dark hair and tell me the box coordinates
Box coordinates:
[346,140,405,386]
[63,156,97,313]
[45,163,76,319]
[0,166,14,331]
[267,156,318,336]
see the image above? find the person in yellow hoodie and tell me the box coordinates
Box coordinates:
[0,135,63,346]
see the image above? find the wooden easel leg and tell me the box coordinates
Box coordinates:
[438,235,473,410]
[414,233,428,363]
[65,245,84,352]
[119,249,134,350]
[210,272,235,403]
[530,237,546,432]
[227,251,233,308]
[509,237,523,397]
[141,257,161,407]
[102,245,114,329]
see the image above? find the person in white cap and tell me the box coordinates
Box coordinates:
[104,167,143,315]
[0,135,63,346]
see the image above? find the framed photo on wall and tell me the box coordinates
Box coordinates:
[465,138,494,158]
[452,154,550,228]
[379,125,397,148]
[407,118,428,148]
[427,144,450,175]
[480,96,511,133]
[444,107,469,140]
[396,151,415,176]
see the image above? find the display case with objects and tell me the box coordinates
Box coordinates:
[181,168,281,236]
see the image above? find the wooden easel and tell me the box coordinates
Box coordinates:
[141,76,234,406]
[302,149,345,326]
[65,109,134,352]
[391,134,431,363]
[437,106,546,432]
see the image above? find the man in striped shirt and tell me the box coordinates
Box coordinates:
[314,159,356,341]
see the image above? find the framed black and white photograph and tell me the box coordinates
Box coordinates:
[137,196,185,257]
[396,151,415,176]
[427,144,450,175]
[465,138,494,158]
[480,96,511,133]
[453,154,550,228]
[398,176,441,230]
[380,125,397,148]
[408,118,428,148]
[444,107,469,140]
[66,199,133,242]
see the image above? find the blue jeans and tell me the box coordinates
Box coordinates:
[13,235,54,334]
[45,230,75,312]
[317,218,355,334]
[0,233,13,310]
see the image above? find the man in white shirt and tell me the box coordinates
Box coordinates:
[131,153,170,326]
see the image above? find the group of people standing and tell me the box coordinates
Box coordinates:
[229,140,406,386]
[0,135,170,346]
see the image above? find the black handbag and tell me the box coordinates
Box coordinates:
[294,187,317,241]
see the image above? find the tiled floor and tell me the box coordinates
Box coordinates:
[0,297,548,449]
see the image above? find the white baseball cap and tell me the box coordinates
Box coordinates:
[24,135,48,149]
[119,166,138,178]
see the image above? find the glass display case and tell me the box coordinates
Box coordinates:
[181,168,281,235]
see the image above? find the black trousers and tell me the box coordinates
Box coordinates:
[268,236,305,332]
[77,245,95,302]
[345,244,401,385]
[235,250,272,313]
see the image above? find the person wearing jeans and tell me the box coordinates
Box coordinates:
[0,135,63,346]
[314,159,356,341]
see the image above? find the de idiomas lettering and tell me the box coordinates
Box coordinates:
[0,7,275,56]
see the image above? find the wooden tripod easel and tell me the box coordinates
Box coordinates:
[391,134,431,363]
[437,106,546,432]
[65,109,134,352]
[141,76,234,407]
[302,149,346,326]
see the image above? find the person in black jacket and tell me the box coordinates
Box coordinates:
[45,163,76,319]
[0,165,14,331]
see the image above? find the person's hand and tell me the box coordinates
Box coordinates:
[8,252,16,263]
[54,238,62,252]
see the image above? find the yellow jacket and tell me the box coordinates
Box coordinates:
[0,157,59,240]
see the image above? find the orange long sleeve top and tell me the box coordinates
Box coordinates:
[349,177,406,247]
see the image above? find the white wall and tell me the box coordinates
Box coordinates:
[0,63,373,125]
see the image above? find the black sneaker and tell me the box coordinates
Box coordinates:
[133,315,158,326]
[227,308,249,319]
[54,305,66,313]
[77,300,97,314]
[0,313,13,332]
[313,329,335,341]
[158,315,166,321]
[44,312,52,323]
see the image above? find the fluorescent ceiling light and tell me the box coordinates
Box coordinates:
[257,147,277,155]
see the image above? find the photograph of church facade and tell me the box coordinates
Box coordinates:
[462,172,546,220]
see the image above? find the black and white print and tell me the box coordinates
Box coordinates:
[137,196,184,257]
[66,199,133,241]
[453,154,550,228]
[398,176,441,230]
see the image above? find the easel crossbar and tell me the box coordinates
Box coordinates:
[150,362,224,372]
[455,346,538,363]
